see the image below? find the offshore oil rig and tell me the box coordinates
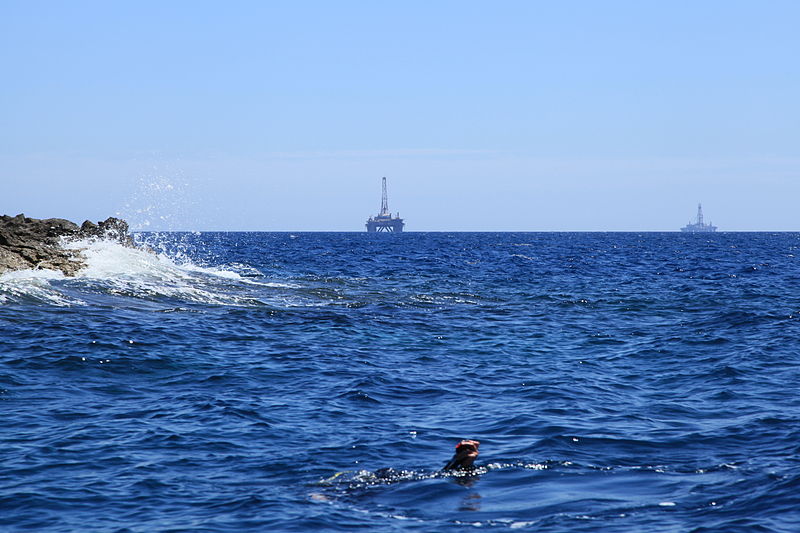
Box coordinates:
[681,203,718,232]
[366,177,405,232]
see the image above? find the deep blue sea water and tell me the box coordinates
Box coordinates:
[2,232,799,532]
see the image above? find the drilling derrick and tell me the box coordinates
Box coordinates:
[366,177,405,233]
[380,177,389,216]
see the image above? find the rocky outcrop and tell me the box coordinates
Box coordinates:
[0,214,133,276]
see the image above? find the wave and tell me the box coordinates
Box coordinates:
[0,237,269,308]
[2,234,485,310]
[0,267,80,306]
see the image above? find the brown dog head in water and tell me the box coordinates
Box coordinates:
[443,439,480,470]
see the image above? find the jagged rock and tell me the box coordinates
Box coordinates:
[79,217,134,246]
[0,214,133,277]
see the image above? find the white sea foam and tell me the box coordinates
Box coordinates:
[0,237,270,307]
[0,268,66,282]
[0,268,82,306]
[66,238,246,282]
[0,234,333,308]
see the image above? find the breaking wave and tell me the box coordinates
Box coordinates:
[0,236,271,308]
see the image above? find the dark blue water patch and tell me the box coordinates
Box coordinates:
[2,232,800,531]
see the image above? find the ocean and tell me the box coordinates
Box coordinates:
[1,232,799,532]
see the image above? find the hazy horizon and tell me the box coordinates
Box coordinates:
[2,1,798,232]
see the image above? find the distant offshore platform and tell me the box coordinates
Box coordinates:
[681,203,717,232]
[366,177,405,233]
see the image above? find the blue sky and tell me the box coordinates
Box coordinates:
[1,1,798,230]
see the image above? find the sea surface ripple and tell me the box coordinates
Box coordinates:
[1,232,799,532]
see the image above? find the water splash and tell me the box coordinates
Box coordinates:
[116,171,199,232]
[0,238,262,307]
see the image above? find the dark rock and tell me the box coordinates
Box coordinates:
[97,217,134,246]
[80,220,99,234]
[0,214,134,277]
[79,217,133,246]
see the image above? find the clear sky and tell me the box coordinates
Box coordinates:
[1,0,798,231]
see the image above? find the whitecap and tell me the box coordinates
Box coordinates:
[0,270,83,307]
